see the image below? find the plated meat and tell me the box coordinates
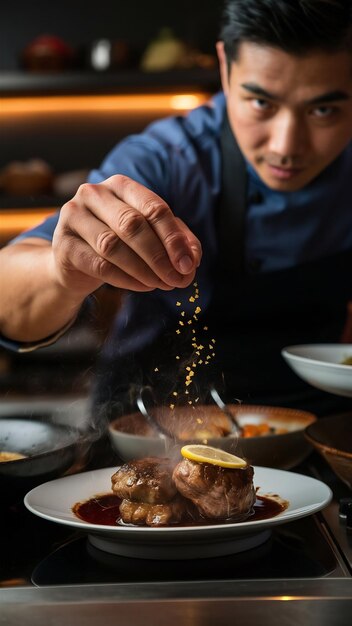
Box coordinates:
[111,457,177,504]
[111,453,256,527]
[172,458,256,521]
[119,494,191,526]
[111,457,187,527]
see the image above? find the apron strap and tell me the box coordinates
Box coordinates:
[217,110,248,275]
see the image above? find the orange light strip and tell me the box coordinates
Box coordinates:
[0,208,57,239]
[0,92,210,115]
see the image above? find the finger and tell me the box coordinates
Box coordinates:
[104,175,200,275]
[175,218,202,267]
[55,229,160,292]
[65,201,174,290]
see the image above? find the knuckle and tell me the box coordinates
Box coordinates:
[113,173,130,187]
[96,230,119,257]
[142,197,169,222]
[149,248,168,268]
[91,255,111,278]
[108,173,132,195]
[76,182,97,198]
[59,199,77,221]
[117,209,145,239]
[163,230,186,249]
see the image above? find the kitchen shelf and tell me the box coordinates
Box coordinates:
[0,68,220,97]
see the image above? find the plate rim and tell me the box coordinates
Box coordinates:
[282,344,352,371]
[24,465,332,536]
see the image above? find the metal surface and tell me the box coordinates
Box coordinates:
[1,580,352,626]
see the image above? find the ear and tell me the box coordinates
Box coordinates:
[216,41,230,96]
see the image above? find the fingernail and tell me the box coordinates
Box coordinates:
[178,255,193,273]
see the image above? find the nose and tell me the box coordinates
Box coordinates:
[268,111,306,159]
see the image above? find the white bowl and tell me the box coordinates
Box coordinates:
[282,344,352,397]
[108,404,316,470]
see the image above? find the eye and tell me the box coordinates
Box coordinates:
[252,98,272,111]
[311,105,335,118]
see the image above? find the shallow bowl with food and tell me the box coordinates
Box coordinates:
[282,344,352,397]
[108,404,316,470]
[304,413,352,489]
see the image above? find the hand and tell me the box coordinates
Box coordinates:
[51,174,202,296]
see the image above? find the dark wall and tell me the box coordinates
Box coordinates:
[0,0,222,70]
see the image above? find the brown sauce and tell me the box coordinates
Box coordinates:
[73,492,287,527]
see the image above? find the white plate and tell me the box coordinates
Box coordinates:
[24,466,332,560]
[282,344,352,397]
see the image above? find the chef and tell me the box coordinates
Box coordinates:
[0,0,351,417]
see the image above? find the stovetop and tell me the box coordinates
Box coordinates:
[1,453,351,588]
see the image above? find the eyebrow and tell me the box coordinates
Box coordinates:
[240,82,350,104]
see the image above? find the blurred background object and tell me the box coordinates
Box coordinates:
[21,34,75,72]
[0,159,54,196]
[305,414,352,490]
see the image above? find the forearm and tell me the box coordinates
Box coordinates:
[0,175,202,344]
[0,242,86,343]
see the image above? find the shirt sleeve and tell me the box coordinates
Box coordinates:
[0,317,77,353]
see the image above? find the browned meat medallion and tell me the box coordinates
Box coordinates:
[119,494,191,527]
[111,457,177,504]
[173,458,256,521]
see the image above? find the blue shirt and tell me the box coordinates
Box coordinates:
[4,91,352,352]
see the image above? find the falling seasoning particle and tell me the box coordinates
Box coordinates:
[189,296,195,303]
[170,404,175,410]
[154,367,159,372]
[195,306,201,314]
[176,302,181,306]
[172,391,178,396]
[203,326,208,331]
[188,320,192,325]
[188,400,193,405]
[176,355,180,360]
[176,329,181,334]
[179,321,184,326]
[181,311,185,317]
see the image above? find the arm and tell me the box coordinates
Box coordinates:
[0,175,202,343]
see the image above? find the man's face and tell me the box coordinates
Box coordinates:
[217,41,352,191]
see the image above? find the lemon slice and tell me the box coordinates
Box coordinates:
[180,444,247,468]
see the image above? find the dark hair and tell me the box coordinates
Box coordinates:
[220,0,352,61]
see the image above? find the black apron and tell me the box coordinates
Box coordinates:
[204,112,352,415]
